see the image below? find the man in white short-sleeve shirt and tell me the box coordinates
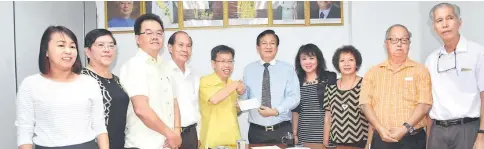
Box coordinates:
[425,3,484,149]
[120,13,182,149]
[166,31,201,149]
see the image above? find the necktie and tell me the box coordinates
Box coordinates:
[261,63,271,107]
[320,12,325,19]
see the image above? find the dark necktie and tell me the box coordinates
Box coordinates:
[261,63,271,107]
[320,12,325,19]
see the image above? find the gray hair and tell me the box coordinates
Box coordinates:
[384,24,412,40]
[429,3,461,21]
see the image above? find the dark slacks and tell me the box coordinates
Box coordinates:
[428,119,480,149]
[35,140,97,149]
[248,121,292,144]
[371,129,426,149]
[180,124,198,149]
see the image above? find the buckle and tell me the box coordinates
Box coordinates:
[441,121,449,127]
[265,126,274,131]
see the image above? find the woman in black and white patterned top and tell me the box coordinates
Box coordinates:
[82,29,129,149]
[323,45,370,149]
[292,44,336,145]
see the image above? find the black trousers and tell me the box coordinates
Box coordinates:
[248,121,291,144]
[371,129,426,149]
[35,140,97,149]
[180,124,198,149]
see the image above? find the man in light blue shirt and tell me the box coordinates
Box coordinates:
[240,29,300,144]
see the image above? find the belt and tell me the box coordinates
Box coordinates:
[435,117,479,127]
[181,123,197,133]
[250,121,290,132]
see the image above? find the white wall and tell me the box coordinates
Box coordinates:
[0,2,17,148]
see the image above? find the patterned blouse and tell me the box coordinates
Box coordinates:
[323,79,369,144]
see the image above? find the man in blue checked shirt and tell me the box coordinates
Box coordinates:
[240,29,301,144]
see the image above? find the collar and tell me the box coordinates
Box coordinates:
[259,59,277,66]
[168,58,191,76]
[208,72,231,85]
[136,48,163,65]
[439,35,468,55]
[319,5,332,15]
[379,58,417,70]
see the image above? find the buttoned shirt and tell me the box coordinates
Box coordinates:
[359,59,432,129]
[120,49,176,149]
[425,35,484,120]
[167,59,200,138]
[199,73,241,148]
[240,60,301,126]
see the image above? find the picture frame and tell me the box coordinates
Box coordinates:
[307,1,344,26]
[271,1,306,26]
[227,1,270,27]
[104,1,144,33]
[182,1,224,29]
[145,1,181,30]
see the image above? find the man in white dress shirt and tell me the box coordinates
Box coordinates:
[167,31,201,149]
[120,13,182,149]
[425,3,484,149]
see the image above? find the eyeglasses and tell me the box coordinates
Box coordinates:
[386,38,410,44]
[93,42,115,50]
[140,30,164,37]
[437,51,458,75]
[215,60,234,64]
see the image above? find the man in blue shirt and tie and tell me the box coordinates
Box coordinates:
[240,29,301,144]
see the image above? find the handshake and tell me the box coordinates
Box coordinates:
[231,80,246,95]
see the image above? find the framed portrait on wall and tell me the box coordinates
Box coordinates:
[145,1,180,30]
[308,1,344,26]
[105,1,143,31]
[227,1,269,26]
[271,1,305,26]
[182,1,224,28]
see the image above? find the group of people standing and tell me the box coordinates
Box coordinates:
[15,2,483,149]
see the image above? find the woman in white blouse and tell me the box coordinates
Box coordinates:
[15,26,108,149]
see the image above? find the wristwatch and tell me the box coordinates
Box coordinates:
[403,122,415,134]
[479,129,484,134]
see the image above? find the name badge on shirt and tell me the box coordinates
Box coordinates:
[461,68,472,71]
[404,77,413,81]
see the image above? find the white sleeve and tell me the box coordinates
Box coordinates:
[15,78,35,146]
[120,61,149,98]
[88,78,107,136]
[477,51,484,92]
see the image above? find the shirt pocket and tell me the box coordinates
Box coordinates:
[402,78,417,102]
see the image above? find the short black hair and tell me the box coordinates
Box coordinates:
[168,31,193,46]
[39,26,82,74]
[85,29,117,48]
[84,29,117,63]
[294,43,327,84]
[256,29,279,46]
[332,45,363,73]
[134,13,164,35]
[211,45,235,61]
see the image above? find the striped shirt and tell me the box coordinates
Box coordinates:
[297,83,325,143]
[359,59,432,129]
[15,74,107,147]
